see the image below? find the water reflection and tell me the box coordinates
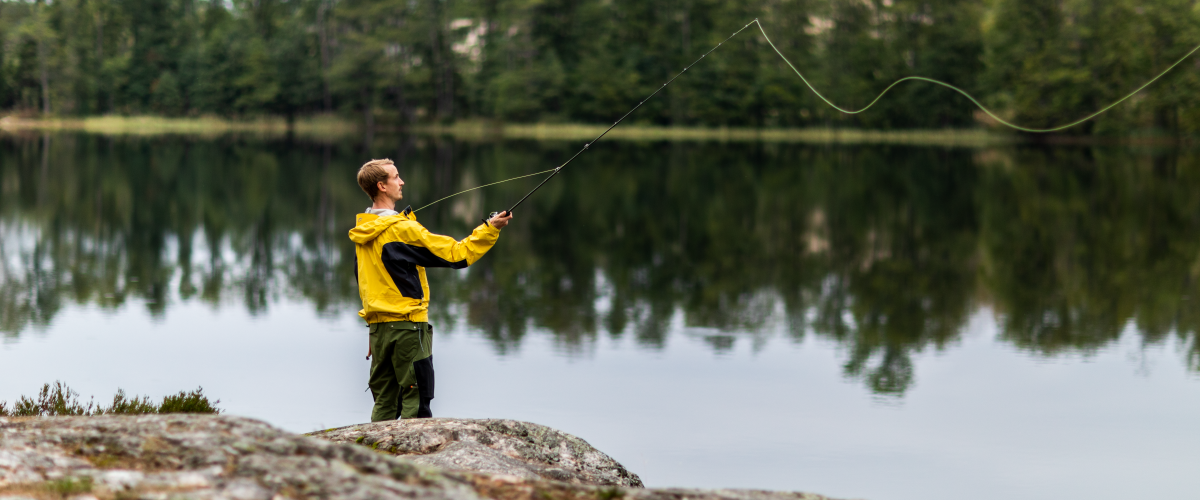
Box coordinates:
[2,132,1198,395]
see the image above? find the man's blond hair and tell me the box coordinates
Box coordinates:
[357,159,395,200]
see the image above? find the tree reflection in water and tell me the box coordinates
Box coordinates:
[2,132,1198,395]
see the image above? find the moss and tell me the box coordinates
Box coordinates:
[597,487,624,500]
[44,476,93,497]
[84,452,126,468]
[355,436,366,444]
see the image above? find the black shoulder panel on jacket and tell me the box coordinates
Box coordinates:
[381,242,468,299]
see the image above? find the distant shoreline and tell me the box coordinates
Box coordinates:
[0,114,1012,146]
[415,121,1014,146]
[0,115,355,137]
[1,115,1189,147]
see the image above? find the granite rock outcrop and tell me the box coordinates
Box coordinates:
[0,415,840,500]
[313,418,641,487]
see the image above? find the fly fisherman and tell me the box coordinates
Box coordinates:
[350,158,512,421]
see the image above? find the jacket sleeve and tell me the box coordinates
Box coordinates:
[386,221,501,268]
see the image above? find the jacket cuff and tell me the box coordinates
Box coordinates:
[478,223,501,237]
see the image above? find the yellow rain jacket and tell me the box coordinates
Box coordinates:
[349,208,500,324]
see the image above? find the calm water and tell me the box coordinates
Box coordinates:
[1,132,1198,500]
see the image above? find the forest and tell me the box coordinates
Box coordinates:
[0,0,1198,134]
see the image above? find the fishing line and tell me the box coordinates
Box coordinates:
[418,18,1200,213]
[753,20,1200,133]
[413,168,557,212]
[499,20,761,215]
[415,19,759,215]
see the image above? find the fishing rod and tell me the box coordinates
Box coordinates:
[407,18,1200,218]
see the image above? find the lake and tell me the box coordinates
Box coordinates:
[1,131,1197,500]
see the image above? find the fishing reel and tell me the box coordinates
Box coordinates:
[483,210,511,226]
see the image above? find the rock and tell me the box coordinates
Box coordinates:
[0,415,842,500]
[312,419,642,487]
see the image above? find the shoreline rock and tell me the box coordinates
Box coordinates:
[0,415,840,500]
[312,418,642,487]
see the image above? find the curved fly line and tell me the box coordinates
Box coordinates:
[415,18,1200,213]
[754,20,1200,133]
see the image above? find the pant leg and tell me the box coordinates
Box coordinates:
[392,323,423,419]
[368,324,401,422]
[414,355,434,418]
[415,322,435,417]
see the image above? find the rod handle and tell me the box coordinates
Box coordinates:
[483,211,510,226]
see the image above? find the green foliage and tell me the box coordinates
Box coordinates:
[982,0,1200,135]
[158,388,222,414]
[0,0,1193,134]
[0,382,221,416]
[102,389,161,415]
[9,382,96,416]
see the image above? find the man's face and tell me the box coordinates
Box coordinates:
[377,164,404,203]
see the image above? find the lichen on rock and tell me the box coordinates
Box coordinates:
[313,418,643,487]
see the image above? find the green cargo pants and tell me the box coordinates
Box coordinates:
[368,321,434,421]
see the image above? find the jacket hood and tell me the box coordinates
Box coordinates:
[349,206,415,244]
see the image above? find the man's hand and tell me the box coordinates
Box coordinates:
[488,211,513,229]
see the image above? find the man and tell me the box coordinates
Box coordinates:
[349,158,512,421]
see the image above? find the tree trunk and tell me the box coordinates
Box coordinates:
[672,3,691,126]
[318,0,333,112]
[362,85,375,150]
[394,85,410,125]
[428,0,453,121]
[94,6,104,113]
[94,8,103,63]
[37,16,50,115]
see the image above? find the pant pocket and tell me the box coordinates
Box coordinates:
[395,324,420,360]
